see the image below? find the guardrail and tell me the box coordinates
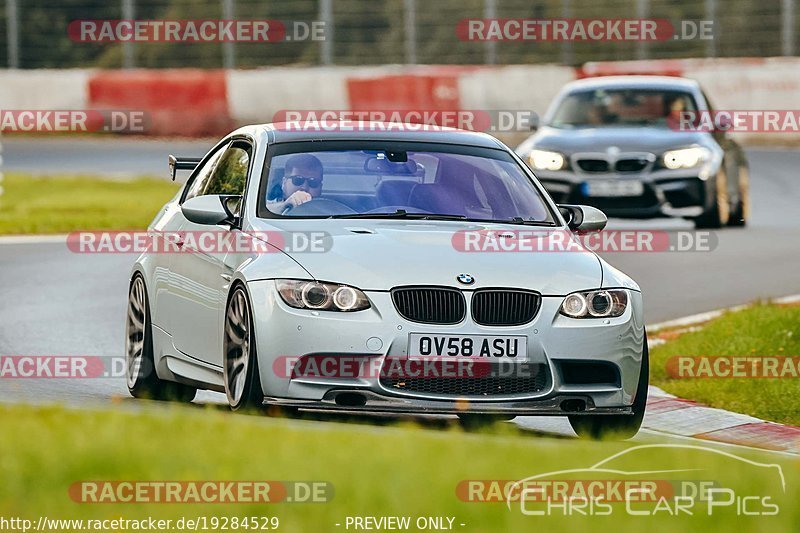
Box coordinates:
[1,58,800,142]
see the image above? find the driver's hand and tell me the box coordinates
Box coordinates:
[285,191,312,208]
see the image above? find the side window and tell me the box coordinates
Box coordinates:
[204,144,251,197]
[183,144,228,202]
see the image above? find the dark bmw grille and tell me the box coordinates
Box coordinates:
[391,287,466,324]
[472,290,541,326]
[615,158,649,173]
[577,159,610,173]
[381,362,549,397]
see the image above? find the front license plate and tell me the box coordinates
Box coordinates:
[408,334,528,361]
[584,180,644,197]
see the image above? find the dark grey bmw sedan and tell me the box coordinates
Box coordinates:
[516,76,749,228]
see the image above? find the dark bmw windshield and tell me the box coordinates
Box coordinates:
[550,88,699,128]
[258,142,555,224]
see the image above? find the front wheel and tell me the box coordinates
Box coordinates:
[569,337,649,440]
[693,170,730,229]
[125,274,196,402]
[223,284,265,412]
[727,166,750,227]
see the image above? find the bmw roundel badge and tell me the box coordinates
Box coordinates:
[456,273,475,285]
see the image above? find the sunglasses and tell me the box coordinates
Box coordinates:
[287,175,323,188]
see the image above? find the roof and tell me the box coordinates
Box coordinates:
[254,122,507,148]
[562,75,701,93]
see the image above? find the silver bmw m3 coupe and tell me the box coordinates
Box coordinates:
[125,123,648,438]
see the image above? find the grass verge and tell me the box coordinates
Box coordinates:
[650,302,800,425]
[0,402,797,532]
[0,173,179,234]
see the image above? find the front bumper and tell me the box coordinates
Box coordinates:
[247,280,645,416]
[537,170,712,219]
[264,392,632,416]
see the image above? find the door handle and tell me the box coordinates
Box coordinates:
[221,274,232,281]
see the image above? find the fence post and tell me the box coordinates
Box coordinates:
[561,0,573,65]
[121,0,136,68]
[6,0,19,69]
[222,0,236,68]
[319,0,333,65]
[484,0,496,65]
[783,0,796,56]
[635,0,649,60]
[705,0,718,57]
[404,0,417,64]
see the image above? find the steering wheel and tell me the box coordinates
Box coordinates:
[282,197,357,216]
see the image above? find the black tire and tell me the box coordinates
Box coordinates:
[727,167,749,227]
[125,274,197,402]
[568,337,649,440]
[223,284,265,412]
[694,170,730,229]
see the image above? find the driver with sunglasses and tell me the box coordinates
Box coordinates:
[271,154,324,213]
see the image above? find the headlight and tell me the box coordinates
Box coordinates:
[529,149,567,171]
[560,289,628,318]
[276,280,371,312]
[661,147,710,170]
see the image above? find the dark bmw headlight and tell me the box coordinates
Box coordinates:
[560,289,628,318]
[276,280,371,312]
[661,147,710,170]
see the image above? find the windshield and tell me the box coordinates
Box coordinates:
[260,144,555,223]
[550,88,698,128]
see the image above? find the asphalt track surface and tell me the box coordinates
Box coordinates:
[1,138,799,438]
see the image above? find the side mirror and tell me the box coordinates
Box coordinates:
[181,195,239,226]
[558,204,607,232]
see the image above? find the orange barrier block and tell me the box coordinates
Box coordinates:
[88,69,232,137]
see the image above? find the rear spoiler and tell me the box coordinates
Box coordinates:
[168,155,202,181]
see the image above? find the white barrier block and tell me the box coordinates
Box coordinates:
[226,67,352,124]
[458,65,577,116]
[0,69,91,109]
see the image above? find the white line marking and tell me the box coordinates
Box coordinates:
[0,234,68,244]
[646,294,800,332]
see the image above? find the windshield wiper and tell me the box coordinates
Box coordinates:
[329,209,415,219]
[329,211,554,225]
[502,217,557,227]
[329,210,467,221]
